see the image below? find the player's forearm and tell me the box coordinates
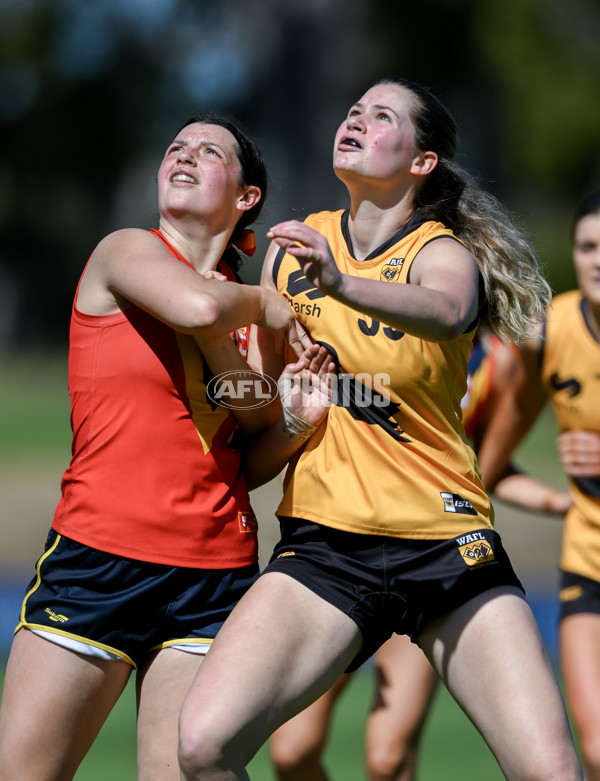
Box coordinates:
[492,470,572,516]
[478,394,542,490]
[331,275,472,342]
[242,422,306,491]
[195,333,278,437]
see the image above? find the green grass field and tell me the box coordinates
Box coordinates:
[0,352,578,779]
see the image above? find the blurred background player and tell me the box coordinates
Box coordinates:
[479,190,600,781]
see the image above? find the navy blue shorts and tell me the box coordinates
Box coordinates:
[558,569,600,621]
[17,529,259,667]
[263,518,524,672]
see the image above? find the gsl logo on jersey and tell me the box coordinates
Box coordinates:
[440,492,477,515]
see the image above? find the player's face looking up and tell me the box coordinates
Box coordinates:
[332,83,438,190]
[157,122,259,228]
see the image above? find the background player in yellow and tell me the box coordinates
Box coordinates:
[480,190,600,781]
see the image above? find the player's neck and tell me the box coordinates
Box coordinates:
[347,199,416,261]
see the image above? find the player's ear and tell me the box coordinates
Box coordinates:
[237,185,261,212]
[411,150,438,177]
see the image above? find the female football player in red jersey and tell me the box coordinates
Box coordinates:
[479,190,600,781]
[178,79,584,780]
[0,114,333,781]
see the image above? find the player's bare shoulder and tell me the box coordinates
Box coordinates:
[76,228,151,315]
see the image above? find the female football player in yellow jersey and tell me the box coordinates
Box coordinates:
[479,190,600,781]
[269,331,572,781]
[178,78,584,780]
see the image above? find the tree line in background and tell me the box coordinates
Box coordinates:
[0,0,599,348]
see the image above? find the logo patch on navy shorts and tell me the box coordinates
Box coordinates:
[440,492,477,515]
[45,608,69,623]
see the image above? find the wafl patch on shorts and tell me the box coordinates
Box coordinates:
[455,531,495,568]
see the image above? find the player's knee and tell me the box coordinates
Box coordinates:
[178,714,229,779]
[270,738,323,777]
[366,739,415,781]
[178,732,216,778]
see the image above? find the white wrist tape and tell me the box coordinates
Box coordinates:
[277,374,318,443]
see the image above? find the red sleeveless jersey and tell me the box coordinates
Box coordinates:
[52,230,258,568]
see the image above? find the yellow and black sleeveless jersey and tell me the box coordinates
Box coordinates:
[541,290,600,582]
[273,209,493,539]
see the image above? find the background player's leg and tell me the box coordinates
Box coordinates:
[560,613,600,781]
[366,633,438,781]
[269,673,352,780]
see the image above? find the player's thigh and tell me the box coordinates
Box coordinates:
[419,587,579,780]
[560,613,600,735]
[0,628,131,780]
[180,571,363,765]
[136,647,206,781]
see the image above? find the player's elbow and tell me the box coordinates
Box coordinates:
[429,311,472,342]
[436,321,465,341]
[177,295,222,333]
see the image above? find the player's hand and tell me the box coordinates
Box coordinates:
[267,220,343,296]
[557,430,600,477]
[257,288,312,357]
[543,489,573,515]
[279,343,336,428]
[200,269,228,282]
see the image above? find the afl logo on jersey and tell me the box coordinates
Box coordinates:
[380,257,404,282]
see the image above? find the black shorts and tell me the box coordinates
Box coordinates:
[263,518,524,672]
[558,569,600,621]
[17,529,259,667]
